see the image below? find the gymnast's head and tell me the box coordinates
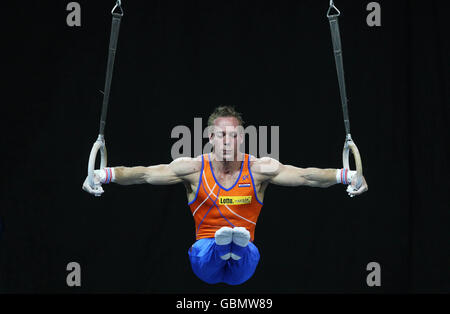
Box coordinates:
[207,105,245,162]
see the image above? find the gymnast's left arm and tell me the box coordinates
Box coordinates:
[252,157,368,195]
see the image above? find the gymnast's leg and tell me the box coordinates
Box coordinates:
[223,227,261,285]
[188,227,233,284]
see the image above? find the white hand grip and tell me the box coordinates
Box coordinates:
[342,135,363,189]
[87,135,108,189]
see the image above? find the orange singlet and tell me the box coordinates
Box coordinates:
[188,153,263,242]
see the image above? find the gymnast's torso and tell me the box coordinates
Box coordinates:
[183,153,269,241]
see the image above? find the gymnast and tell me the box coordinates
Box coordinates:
[82,106,368,285]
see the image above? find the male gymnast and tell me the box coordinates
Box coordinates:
[82,105,368,285]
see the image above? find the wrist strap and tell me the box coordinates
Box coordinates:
[102,167,115,184]
[336,168,351,185]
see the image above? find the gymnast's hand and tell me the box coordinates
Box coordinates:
[82,171,104,197]
[346,175,368,197]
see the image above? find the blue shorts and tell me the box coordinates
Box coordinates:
[188,238,260,285]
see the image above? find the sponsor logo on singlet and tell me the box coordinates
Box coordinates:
[219,196,252,205]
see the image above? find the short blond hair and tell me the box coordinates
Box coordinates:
[207,105,245,127]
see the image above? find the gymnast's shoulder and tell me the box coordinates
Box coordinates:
[248,155,282,177]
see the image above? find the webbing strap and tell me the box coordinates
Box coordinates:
[327,2,351,137]
[99,1,123,136]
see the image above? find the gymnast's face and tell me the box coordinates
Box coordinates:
[209,116,244,162]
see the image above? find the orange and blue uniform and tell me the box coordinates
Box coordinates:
[187,153,263,285]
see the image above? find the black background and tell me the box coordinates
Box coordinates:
[1,0,449,294]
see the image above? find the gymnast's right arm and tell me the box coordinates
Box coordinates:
[82,157,201,196]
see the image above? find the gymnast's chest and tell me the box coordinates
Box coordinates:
[200,177,255,206]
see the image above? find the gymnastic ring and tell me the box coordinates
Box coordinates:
[342,134,363,188]
[87,134,108,189]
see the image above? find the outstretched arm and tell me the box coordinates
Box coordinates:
[252,157,368,195]
[114,157,198,185]
[82,157,201,195]
[253,157,338,188]
[272,165,338,188]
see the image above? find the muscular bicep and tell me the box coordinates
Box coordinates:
[252,157,309,187]
[145,157,202,185]
[269,164,309,186]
